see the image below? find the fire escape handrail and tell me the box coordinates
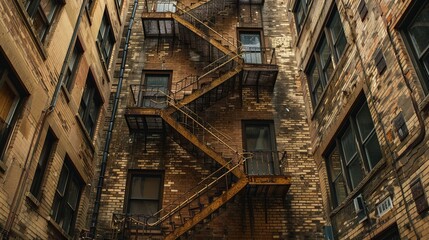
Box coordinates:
[175,4,241,53]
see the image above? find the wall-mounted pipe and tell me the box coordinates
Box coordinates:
[1,0,87,239]
[89,0,139,238]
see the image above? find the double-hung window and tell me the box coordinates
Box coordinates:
[126,171,163,224]
[401,0,429,94]
[306,5,346,107]
[78,72,102,138]
[293,0,312,33]
[326,98,382,207]
[25,0,61,42]
[51,158,83,235]
[0,55,26,161]
[30,129,57,199]
[97,12,115,65]
[63,40,83,92]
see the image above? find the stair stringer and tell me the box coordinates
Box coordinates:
[160,111,245,178]
[164,177,249,240]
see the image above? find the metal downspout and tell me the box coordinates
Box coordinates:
[89,0,139,238]
[1,0,87,239]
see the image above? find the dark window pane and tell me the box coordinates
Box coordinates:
[334,173,347,204]
[340,126,357,163]
[355,103,374,141]
[329,146,342,178]
[348,156,364,188]
[364,133,382,169]
[56,165,69,196]
[408,4,429,56]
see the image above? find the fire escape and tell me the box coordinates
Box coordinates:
[115,0,290,238]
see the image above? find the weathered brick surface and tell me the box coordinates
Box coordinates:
[0,0,126,238]
[95,0,324,239]
[291,0,429,239]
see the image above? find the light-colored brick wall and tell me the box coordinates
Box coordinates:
[0,0,126,238]
[290,0,429,239]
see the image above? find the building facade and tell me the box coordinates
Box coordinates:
[290,0,429,239]
[0,0,126,238]
[91,0,324,239]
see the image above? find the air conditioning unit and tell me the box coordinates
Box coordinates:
[353,194,368,223]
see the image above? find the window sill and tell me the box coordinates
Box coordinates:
[418,94,429,111]
[48,217,72,240]
[329,158,387,216]
[75,115,96,154]
[26,192,41,208]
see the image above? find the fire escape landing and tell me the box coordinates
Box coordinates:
[120,0,289,238]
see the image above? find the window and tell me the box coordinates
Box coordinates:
[293,0,311,33]
[30,129,57,199]
[325,98,382,207]
[372,224,400,240]
[25,0,61,42]
[243,121,280,175]
[51,158,83,235]
[0,55,27,160]
[78,72,102,138]
[239,31,263,64]
[63,40,83,91]
[126,171,163,224]
[401,0,429,94]
[139,72,170,109]
[155,0,176,12]
[306,5,346,107]
[97,11,115,65]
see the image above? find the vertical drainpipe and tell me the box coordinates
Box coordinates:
[89,0,139,238]
[1,0,87,239]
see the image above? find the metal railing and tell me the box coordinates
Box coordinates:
[129,85,169,109]
[176,4,240,54]
[110,156,250,238]
[172,53,241,101]
[241,47,277,65]
[245,151,287,176]
[143,0,177,12]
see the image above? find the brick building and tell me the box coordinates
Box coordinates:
[289,0,429,239]
[0,0,125,239]
[90,0,324,239]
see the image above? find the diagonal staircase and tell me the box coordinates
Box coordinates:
[120,0,288,239]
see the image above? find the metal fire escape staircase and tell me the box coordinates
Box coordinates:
[120,0,289,239]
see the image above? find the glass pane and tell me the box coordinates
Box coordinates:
[328,146,342,178]
[335,31,347,58]
[57,165,69,196]
[340,126,357,164]
[312,82,323,104]
[131,176,161,199]
[61,206,73,234]
[356,103,375,141]
[245,125,271,151]
[408,3,429,56]
[67,178,80,210]
[240,33,262,64]
[40,0,57,22]
[328,10,342,43]
[142,177,161,199]
[348,157,364,189]
[33,10,48,40]
[129,200,159,216]
[364,133,382,169]
[318,39,330,68]
[334,173,347,204]
[0,81,17,123]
